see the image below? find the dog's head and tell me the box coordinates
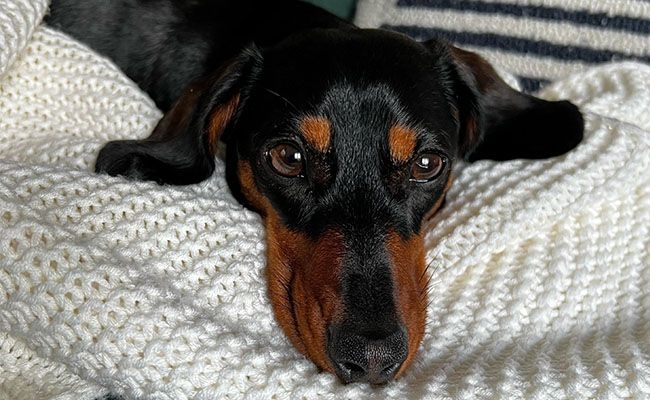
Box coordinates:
[96,28,583,384]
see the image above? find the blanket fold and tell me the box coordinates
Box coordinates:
[1,1,648,399]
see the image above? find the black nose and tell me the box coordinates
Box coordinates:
[327,325,408,385]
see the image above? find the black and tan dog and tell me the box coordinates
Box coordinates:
[47,0,583,385]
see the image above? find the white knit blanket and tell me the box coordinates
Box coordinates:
[1,1,649,399]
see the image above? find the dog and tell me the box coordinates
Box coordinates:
[46,0,584,385]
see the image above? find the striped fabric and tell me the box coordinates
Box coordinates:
[355,0,650,92]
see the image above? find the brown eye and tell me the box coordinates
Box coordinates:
[267,143,305,177]
[410,152,445,182]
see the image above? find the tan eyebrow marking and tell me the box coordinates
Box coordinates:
[299,115,332,152]
[388,124,418,163]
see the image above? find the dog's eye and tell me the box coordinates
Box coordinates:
[410,153,445,182]
[267,143,305,177]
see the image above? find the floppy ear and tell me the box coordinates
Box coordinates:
[442,44,584,161]
[95,47,263,185]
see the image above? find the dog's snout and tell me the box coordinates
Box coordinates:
[328,325,408,385]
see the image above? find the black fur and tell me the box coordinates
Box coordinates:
[46,0,349,110]
[95,395,123,400]
[47,0,584,387]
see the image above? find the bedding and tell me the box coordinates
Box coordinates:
[0,0,649,399]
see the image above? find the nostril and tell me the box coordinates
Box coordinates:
[381,361,401,377]
[342,361,365,375]
[336,360,368,382]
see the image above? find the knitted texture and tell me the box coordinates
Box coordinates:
[355,0,650,91]
[0,0,48,77]
[1,1,650,399]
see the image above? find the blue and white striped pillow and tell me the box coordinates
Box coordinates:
[355,0,650,92]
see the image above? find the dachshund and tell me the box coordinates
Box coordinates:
[46,0,583,385]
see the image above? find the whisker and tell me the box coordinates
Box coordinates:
[419,269,441,301]
[264,87,299,112]
[417,262,431,285]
